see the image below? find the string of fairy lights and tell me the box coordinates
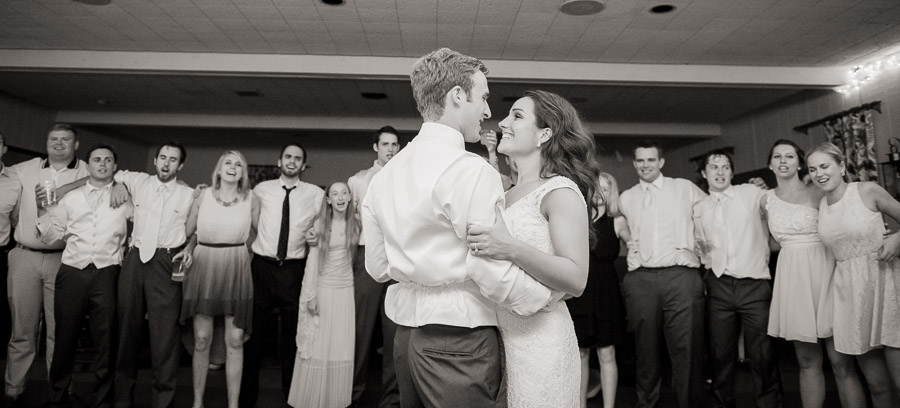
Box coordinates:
[835,51,900,95]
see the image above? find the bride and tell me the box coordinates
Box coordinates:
[467,90,601,407]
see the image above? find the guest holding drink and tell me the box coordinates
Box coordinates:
[809,142,900,407]
[35,145,130,407]
[114,142,195,408]
[5,124,88,407]
[761,139,864,407]
[176,150,260,408]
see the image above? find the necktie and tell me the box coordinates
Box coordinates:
[139,184,166,263]
[711,194,729,277]
[276,186,295,260]
[89,188,103,212]
[639,186,655,261]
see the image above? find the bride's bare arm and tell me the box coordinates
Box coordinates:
[467,188,589,297]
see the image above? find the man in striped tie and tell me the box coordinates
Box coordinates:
[113,142,194,408]
[692,150,782,408]
[618,141,707,408]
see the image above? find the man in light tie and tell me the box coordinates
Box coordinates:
[35,145,131,407]
[361,48,553,407]
[692,150,782,408]
[618,141,707,408]
[348,125,401,407]
[5,124,88,407]
[113,142,194,408]
[240,143,324,407]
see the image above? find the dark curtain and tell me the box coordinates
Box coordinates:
[823,109,878,183]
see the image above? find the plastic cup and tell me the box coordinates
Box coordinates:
[40,179,57,207]
[172,259,186,282]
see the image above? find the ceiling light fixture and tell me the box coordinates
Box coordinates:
[72,0,111,5]
[650,5,675,14]
[560,0,605,16]
[320,0,344,5]
[361,92,387,100]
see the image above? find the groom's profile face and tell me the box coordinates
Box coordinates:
[459,71,491,144]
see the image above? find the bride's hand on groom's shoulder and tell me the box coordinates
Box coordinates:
[467,205,516,261]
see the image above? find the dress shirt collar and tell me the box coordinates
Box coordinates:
[0,162,6,175]
[149,175,176,192]
[710,185,735,202]
[86,181,113,194]
[639,174,665,192]
[279,175,299,189]
[418,122,465,150]
[41,157,79,170]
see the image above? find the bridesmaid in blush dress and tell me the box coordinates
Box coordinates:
[760,140,864,408]
[809,142,900,407]
[175,150,260,408]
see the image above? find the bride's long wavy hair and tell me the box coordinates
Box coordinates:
[526,90,602,246]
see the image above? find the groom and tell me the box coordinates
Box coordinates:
[361,48,554,407]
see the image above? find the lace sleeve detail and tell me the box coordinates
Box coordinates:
[535,176,585,209]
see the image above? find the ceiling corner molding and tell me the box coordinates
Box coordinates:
[1,50,848,88]
[55,110,719,138]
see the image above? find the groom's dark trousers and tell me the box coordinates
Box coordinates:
[394,324,507,407]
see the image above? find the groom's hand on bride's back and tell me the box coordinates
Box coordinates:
[467,204,517,261]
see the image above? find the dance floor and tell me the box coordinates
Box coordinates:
[2,338,847,408]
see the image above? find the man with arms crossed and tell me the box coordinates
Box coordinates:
[0,132,22,347]
[114,142,194,408]
[693,150,782,408]
[240,143,324,407]
[348,126,401,407]
[36,145,130,407]
[5,124,88,407]
[362,48,553,407]
[619,141,706,408]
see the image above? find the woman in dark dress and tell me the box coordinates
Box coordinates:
[568,172,628,408]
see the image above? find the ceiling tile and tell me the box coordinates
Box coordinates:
[237,6,285,20]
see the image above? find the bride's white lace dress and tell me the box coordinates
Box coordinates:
[497,176,581,408]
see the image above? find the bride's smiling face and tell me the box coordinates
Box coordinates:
[497,97,545,157]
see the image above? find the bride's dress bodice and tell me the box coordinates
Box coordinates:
[496,176,581,408]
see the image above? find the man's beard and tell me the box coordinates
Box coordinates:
[281,166,300,177]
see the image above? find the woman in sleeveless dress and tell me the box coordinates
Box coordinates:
[466,90,602,408]
[174,150,260,408]
[288,181,358,408]
[809,142,900,407]
[759,140,863,408]
[567,172,627,408]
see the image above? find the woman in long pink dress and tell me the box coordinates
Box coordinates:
[288,181,359,408]
[809,142,900,407]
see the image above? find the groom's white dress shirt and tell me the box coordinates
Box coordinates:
[362,122,552,328]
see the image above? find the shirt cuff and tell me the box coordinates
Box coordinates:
[35,213,53,242]
[505,271,553,317]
